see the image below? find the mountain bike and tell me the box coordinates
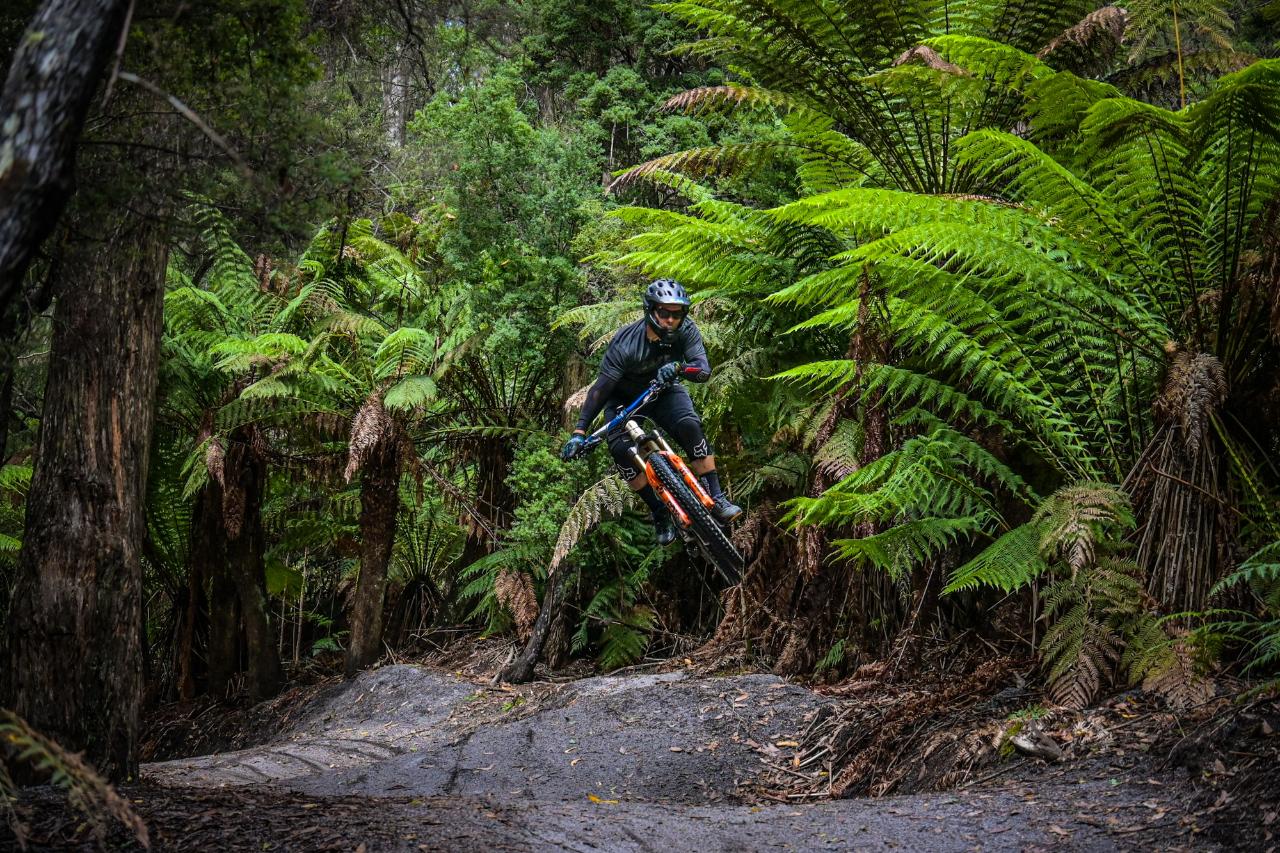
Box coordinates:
[565,377,743,584]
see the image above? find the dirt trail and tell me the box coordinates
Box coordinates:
[123,665,1219,851]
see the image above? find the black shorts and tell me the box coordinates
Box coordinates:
[605,385,711,481]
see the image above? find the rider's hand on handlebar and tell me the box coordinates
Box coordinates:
[560,432,587,461]
[657,361,683,385]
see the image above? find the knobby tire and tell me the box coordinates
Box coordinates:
[649,454,742,584]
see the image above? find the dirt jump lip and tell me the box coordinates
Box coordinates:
[138,664,1213,851]
[143,665,833,801]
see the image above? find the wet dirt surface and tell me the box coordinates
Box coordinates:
[7,665,1260,850]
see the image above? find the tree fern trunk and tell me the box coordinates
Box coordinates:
[345,438,401,676]
[223,427,282,698]
[498,563,575,684]
[777,278,889,675]
[201,472,240,699]
[186,484,226,698]
[0,358,12,460]
[1,215,165,781]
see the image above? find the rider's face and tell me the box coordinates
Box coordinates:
[654,303,687,332]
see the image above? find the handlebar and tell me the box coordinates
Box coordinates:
[567,375,680,460]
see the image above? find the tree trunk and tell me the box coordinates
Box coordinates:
[205,536,239,698]
[222,427,282,699]
[345,439,401,676]
[180,483,221,699]
[0,0,131,320]
[499,564,575,684]
[1,215,165,781]
[382,47,409,149]
[0,358,13,461]
[775,271,888,676]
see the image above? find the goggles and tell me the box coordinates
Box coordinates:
[654,305,688,321]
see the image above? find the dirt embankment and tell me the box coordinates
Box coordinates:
[9,664,1278,851]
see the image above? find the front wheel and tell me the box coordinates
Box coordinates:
[648,454,742,584]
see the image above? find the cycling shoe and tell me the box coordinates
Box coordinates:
[711,494,742,523]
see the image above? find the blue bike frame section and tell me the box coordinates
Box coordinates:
[577,380,666,456]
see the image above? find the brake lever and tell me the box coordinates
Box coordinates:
[572,436,602,460]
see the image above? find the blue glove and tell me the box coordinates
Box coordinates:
[657,361,683,384]
[560,433,587,461]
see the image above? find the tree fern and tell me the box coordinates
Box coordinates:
[590,0,1280,686]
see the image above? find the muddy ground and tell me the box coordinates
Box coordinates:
[5,663,1278,851]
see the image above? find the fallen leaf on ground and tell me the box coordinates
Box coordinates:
[587,794,619,805]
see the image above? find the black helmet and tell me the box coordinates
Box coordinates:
[643,278,692,342]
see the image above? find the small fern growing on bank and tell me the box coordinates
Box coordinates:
[942,483,1177,709]
[1199,541,1280,695]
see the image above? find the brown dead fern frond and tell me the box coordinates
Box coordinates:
[204,436,225,488]
[563,384,590,414]
[494,569,539,642]
[253,253,273,293]
[1038,6,1127,59]
[221,475,245,541]
[608,143,779,194]
[1048,627,1115,710]
[892,45,969,76]
[1154,350,1227,457]
[0,710,150,849]
[344,393,393,483]
[1142,634,1215,710]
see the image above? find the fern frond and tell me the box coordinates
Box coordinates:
[551,474,635,571]
[944,523,1048,594]
[831,515,988,580]
[1211,540,1280,596]
[1033,482,1135,572]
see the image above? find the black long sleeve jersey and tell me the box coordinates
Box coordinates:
[574,318,711,432]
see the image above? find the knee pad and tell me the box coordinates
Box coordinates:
[671,414,712,459]
[608,441,640,481]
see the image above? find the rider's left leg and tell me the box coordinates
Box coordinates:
[659,394,742,523]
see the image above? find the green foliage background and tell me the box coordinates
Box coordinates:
[1,0,1278,699]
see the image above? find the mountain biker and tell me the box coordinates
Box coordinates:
[560,279,742,546]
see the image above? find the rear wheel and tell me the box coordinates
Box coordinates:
[649,454,742,584]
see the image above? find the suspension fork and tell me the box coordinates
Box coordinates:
[647,427,714,508]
